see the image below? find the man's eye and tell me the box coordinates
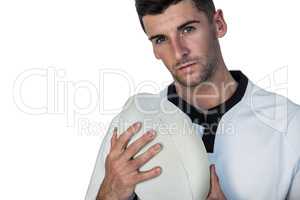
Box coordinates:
[183,26,196,34]
[155,37,166,45]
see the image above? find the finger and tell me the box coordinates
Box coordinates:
[207,165,227,199]
[115,122,142,152]
[129,143,162,170]
[119,142,162,175]
[122,141,162,174]
[121,129,156,161]
[210,164,221,192]
[133,166,162,184]
[110,127,118,150]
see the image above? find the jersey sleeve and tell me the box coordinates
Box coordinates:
[85,114,120,200]
[286,108,300,199]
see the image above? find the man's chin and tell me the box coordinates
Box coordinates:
[176,78,202,88]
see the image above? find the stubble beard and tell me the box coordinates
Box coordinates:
[173,57,218,88]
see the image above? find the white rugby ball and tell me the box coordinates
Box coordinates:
[116,93,210,200]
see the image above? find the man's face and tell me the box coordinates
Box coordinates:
[142,0,224,87]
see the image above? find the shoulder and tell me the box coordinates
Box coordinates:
[122,92,162,109]
[240,80,298,130]
[245,81,300,157]
[244,80,298,116]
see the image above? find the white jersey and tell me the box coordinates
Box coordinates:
[85,71,300,200]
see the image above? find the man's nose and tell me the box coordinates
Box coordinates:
[171,36,190,62]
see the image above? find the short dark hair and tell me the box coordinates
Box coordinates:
[135,0,216,31]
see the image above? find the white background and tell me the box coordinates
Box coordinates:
[0,0,300,199]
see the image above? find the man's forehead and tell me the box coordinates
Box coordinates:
[142,1,205,35]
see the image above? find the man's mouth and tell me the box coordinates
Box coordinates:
[177,61,197,71]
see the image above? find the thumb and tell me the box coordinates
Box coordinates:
[209,164,221,192]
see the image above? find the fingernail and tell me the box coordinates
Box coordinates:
[136,122,142,128]
[148,130,156,137]
[156,167,162,174]
[154,143,162,151]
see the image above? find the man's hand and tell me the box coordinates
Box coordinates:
[97,122,162,200]
[207,165,227,200]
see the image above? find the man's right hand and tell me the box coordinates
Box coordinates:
[97,122,162,200]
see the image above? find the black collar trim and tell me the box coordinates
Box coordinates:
[167,70,248,152]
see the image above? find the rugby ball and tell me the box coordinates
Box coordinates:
[116,93,210,200]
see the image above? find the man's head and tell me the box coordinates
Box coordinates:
[135,0,227,87]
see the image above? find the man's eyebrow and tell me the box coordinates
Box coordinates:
[177,20,201,31]
[148,20,201,41]
[149,34,164,42]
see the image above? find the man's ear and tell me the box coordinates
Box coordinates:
[213,9,227,38]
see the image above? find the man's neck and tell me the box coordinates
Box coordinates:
[174,66,238,111]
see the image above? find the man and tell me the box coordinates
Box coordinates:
[86,0,300,199]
